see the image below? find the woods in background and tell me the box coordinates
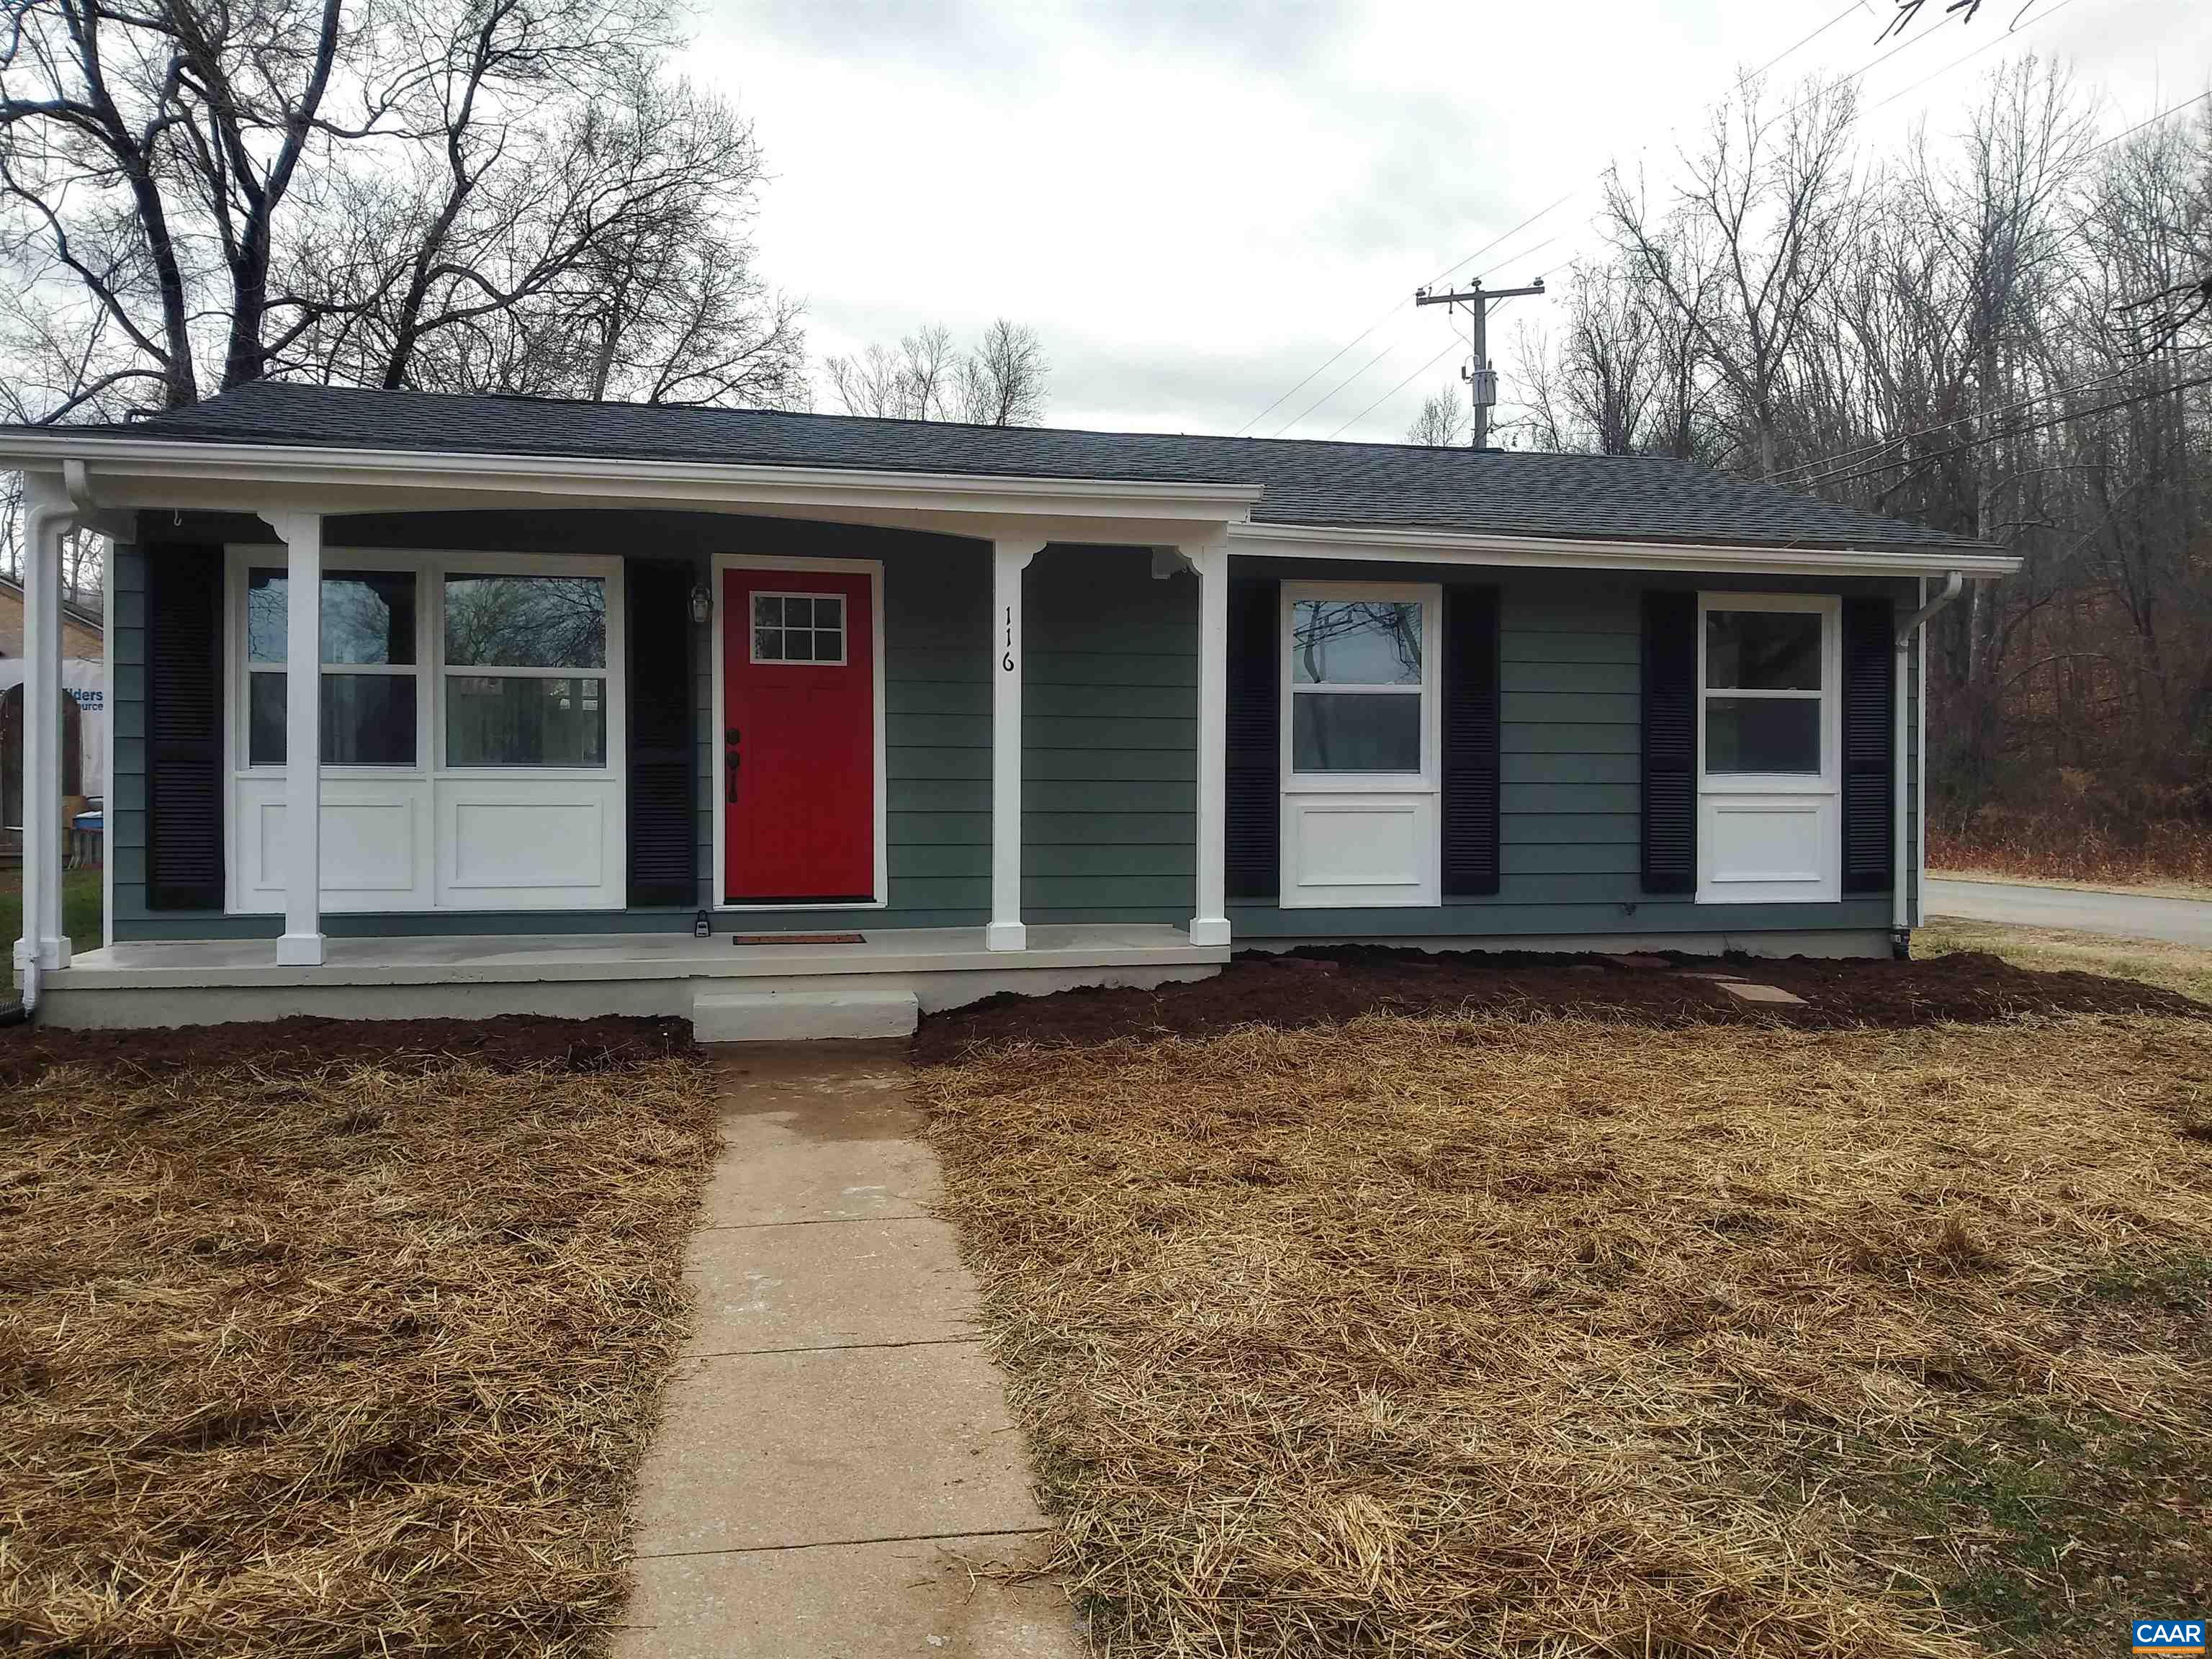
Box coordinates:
[1519,62,2212,881]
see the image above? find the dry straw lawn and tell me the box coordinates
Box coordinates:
[0,1045,717,1656]
[922,1012,2212,1658]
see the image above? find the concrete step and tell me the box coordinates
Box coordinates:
[692,986,920,1043]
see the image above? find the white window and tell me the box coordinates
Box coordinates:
[1695,593,1841,904]
[441,573,609,768]
[227,548,625,914]
[1287,597,1426,775]
[244,568,420,767]
[1278,583,1442,908]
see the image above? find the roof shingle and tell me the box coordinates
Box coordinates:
[40,381,1985,554]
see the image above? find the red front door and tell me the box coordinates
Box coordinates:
[722,566,875,904]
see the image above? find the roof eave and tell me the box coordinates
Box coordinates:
[0,431,1264,531]
[1228,518,2015,580]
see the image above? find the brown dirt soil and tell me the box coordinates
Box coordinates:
[0,1012,692,1089]
[914,946,2207,1061]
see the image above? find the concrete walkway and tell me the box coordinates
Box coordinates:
[618,1043,1079,1659]
[1927,877,2212,948]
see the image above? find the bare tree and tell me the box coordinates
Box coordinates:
[825,318,1050,425]
[1405,386,1468,446]
[953,318,1048,426]
[0,0,805,416]
[1604,73,1863,476]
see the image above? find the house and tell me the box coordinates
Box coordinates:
[1,382,2015,1034]
[1,572,107,856]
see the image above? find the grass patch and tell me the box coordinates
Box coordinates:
[0,1039,717,1655]
[922,1012,2212,1658]
[1917,916,2212,1004]
[1,866,103,986]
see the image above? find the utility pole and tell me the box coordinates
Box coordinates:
[1414,277,1546,449]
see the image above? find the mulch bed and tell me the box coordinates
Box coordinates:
[0,1012,691,1089]
[914,945,2208,1061]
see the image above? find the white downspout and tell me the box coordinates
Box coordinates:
[1893,571,1964,952]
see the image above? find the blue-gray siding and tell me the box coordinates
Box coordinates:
[105,515,1921,945]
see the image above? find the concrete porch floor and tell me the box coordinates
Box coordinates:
[35,924,1227,1029]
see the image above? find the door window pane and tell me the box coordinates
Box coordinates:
[751,593,845,664]
[444,575,606,668]
[446,675,607,766]
[1291,692,1421,773]
[1706,610,1820,690]
[248,673,418,766]
[1705,696,1820,773]
[1291,601,1422,685]
[247,570,415,665]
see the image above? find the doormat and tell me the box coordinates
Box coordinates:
[729,932,866,945]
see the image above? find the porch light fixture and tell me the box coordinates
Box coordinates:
[688,583,712,625]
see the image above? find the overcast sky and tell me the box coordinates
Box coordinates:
[693,0,2211,444]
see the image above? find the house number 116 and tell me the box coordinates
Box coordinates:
[1002,606,1015,673]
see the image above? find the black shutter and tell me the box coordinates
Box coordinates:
[145,543,225,910]
[1224,577,1280,900]
[1641,590,1697,894]
[626,559,699,908]
[1441,584,1501,897]
[1841,595,1896,893]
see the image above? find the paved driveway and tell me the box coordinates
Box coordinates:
[1926,878,2212,948]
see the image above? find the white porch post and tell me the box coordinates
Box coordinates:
[989,537,1044,952]
[14,474,76,1003]
[265,510,325,966]
[1186,539,1231,947]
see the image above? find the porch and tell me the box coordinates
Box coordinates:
[35,922,1227,1032]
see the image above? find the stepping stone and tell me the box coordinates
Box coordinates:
[1717,981,1806,1005]
[1601,953,1672,970]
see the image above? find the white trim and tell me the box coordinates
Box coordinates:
[1694,592,1842,906]
[100,527,115,953]
[1228,519,2018,580]
[1187,539,1231,947]
[709,551,889,913]
[269,512,325,965]
[1915,577,1929,930]
[1277,580,1443,908]
[988,539,1044,950]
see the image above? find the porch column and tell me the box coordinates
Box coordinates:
[264,511,325,966]
[13,474,76,1003]
[989,537,1045,952]
[1185,539,1231,947]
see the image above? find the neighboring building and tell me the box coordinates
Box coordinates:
[0,382,2013,1031]
[1,572,106,850]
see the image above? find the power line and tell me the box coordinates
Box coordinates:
[1269,0,2092,444]
[1749,1,1867,81]
[2085,89,2211,156]
[1241,4,1884,439]
[1866,0,2083,112]
[1235,193,1573,437]
[1770,351,2202,486]
[1266,337,1403,439]
[1795,369,2212,492]
[1325,341,1463,441]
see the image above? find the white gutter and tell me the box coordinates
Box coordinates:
[1893,571,1965,949]
[1228,518,2018,580]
